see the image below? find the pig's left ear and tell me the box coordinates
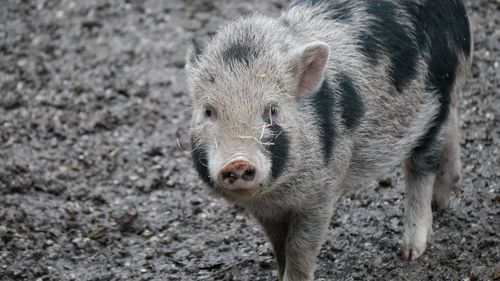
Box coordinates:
[289,42,329,97]
[186,38,204,67]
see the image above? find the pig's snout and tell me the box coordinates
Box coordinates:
[218,159,260,191]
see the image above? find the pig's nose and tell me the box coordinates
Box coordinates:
[218,160,259,191]
[221,160,256,182]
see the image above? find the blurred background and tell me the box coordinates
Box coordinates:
[0,0,498,280]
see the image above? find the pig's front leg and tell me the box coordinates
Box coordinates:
[259,215,289,280]
[284,208,333,281]
[260,205,333,281]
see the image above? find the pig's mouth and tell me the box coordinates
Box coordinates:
[215,183,265,202]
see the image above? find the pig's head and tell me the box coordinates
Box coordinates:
[185,17,329,201]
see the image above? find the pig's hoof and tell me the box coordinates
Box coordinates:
[402,246,425,261]
[403,217,432,261]
[431,195,450,211]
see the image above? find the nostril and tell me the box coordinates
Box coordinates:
[222,171,238,184]
[241,169,256,181]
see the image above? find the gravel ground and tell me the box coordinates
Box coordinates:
[0,0,499,280]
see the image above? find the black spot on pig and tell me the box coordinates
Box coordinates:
[421,0,471,57]
[311,80,336,163]
[337,74,364,130]
[265,124,290,179]
[222,42,259,67]
[407,141,440,178]
[191,140,212,186]
[406,0,471,164]
[328,0,354,21]
[358,0,418,93]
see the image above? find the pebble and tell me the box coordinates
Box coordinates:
[145,248,155,259]
[0,92,23,110]
[142,229,153,238]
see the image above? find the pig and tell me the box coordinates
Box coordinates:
[185,0,472,280]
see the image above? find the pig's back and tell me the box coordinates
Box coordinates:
[283,0,472,182]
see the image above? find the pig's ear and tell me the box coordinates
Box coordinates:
[290,42,329,97]
[186,38,204,66]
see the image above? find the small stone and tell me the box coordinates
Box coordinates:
[118,212,138,232]
[378,177,392,188]
[258,243,270,255]
[190,197,202,206]
[145,248,155,259]
[142,229,153,238]
[0,92,23,110]
[140,268,147,273]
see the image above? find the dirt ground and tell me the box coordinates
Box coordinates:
[0,0,499,280]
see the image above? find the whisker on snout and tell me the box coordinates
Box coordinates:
[177,137,197,154]
[237,135,274,147]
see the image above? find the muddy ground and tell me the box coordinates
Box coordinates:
[0,0,499,280]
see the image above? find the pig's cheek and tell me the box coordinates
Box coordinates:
[207,148,226,185]
[258,151,273,185]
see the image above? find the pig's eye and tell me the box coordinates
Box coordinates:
[205,109,212,117]
[270,105,278,116]
[264,104,278,123]
[204,106,216,119]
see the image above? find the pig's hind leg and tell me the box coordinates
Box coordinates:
[402,104,462,261]
[432,107,461,210]
[402,125,444,261]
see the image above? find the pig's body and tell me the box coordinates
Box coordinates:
[186,0,472,280]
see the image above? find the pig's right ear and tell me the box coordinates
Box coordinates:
[186,38,204,66]
[289,42,329,97]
